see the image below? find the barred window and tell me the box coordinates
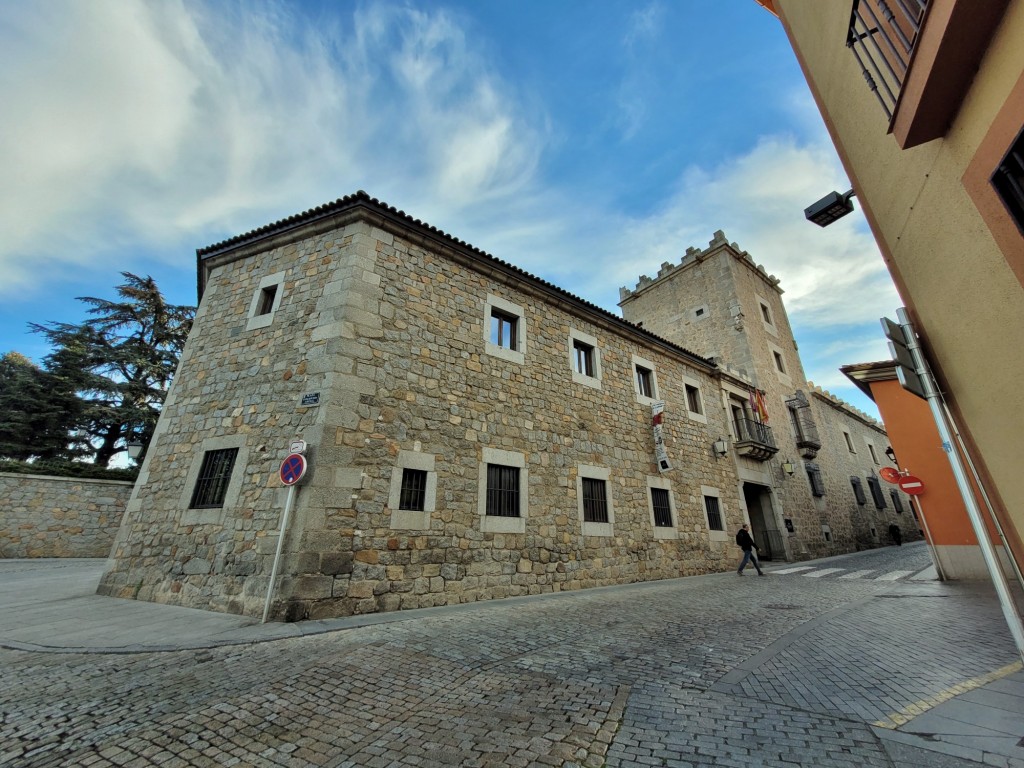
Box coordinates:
[806,463,826,497]
[189,448,239,509]
[486,464,520,517]
[651,488,673,527]
[851,476,866,506]
[399,468,428,511]
[704,495,723,531]
[582,478,609,523]
[890,490,904,514]
[867,476,887,509]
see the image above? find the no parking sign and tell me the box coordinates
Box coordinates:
[279,453,307,486]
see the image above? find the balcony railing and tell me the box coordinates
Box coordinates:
[733,418,779,461]
[847,0,929,122]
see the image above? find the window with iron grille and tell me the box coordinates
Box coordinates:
[573,339,595,377]
[806,463,826,497]
[582,478,609,523]
[636,366,654,398]
[890,490,904,514]
[704,495,723,531]
[490,309,518,350]
[851,476,866,505]
[651,488,673,527]
[867,476,887,509]
[992,126,1024,234]
[189,448,239,509]
[399,468,428,511]
[486,464,520,517]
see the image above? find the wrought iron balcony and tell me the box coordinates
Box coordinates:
[733,418,778,462]
[847,0,1010,149]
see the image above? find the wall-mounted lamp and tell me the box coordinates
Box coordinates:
[804,188,856,227]
[781,459,795,476]
[885,446,897,464]
[713,439,729,458]
[127,440,145,460]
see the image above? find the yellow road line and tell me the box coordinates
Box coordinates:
[873,660,1023,729]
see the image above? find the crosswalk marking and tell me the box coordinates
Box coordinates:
[803,568,846,578]
[771,566,816,574]
[874,570,915,581]
[839,570,875,579]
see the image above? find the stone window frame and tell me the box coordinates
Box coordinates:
[246,270,286,331]
[756,293,778,338]
[568,328,603,389]
[483,294,526,365]
[682,374,708,424]
[692,304,709,322]
[388,450,437,530]
[866,441,880,465]
[478,447,528,534]
[631,353,659,405]
[767,340,792,386]
[701,485,729,543]
[179,434,249,526]
[576,464,614,537]
[647,475,678,540]
[843,430,857,453]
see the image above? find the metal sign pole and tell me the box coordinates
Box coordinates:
[262,483,297,624]
[898,308,1024,662]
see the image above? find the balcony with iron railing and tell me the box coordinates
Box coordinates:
[733,418,779,462]
[847,0,1010,149]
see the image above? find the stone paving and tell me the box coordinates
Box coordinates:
[2,542,1023,767]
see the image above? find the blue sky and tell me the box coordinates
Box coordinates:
[0,0,901,418]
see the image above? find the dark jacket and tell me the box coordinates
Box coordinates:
[736,528,756,552]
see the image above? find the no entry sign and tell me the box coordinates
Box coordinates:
[897,474,925,495]
[280,453,307,486]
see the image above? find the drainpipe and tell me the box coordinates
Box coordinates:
[898,308,1024,663]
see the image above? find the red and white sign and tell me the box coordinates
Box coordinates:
[879,467,902,484]
[897,474,925,495]
[280,453,308,486]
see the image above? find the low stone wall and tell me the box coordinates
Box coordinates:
[0,473,133,558]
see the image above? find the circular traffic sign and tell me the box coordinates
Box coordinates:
[897,473,925,495]
[280,453,307,486]
[879,467,902,483]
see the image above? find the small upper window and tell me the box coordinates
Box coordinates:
[760,303,772,324]
[574,340,595,377]
[844,431,856,453]
[685,384,703,415]
[189,448,239,509]
[490,309,518,350]
[257,285,277,316]
[636,366,654,398]
[773,351,786,374]
[992,126,1024,234]
[868,444,880,465]
[246,270,286,331]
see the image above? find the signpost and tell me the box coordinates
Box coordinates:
[263,446,310,623]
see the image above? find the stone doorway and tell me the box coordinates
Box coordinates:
[743,482,785,561]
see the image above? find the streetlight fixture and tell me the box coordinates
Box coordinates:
[804,189,856,227]
[781,459,795,476]
[127,440,145,460]
[712,438,729,458]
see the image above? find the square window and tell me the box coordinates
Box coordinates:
[486,464,520,517]
[490,309,518,350]
[256,285,277,316]
[189,448,239,509]
[685,384,703,415]
[399,468,428,511]
[992,126,1024,234]
[582,478,609,523]
[574,340,595,377]
[636,366,654,398]
[704,495,723,531]
[651,488,673,527]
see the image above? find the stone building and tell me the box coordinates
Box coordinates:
[98,192,912,620]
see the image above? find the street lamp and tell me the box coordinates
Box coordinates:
[804,189,856,227]
[127,440,145,460]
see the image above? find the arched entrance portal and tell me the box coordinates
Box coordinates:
[743,482,785,561]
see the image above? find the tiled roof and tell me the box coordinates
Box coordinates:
[196,191,714,369]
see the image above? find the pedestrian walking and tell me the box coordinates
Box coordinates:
[889,523,902,546]
[736,524,765,576]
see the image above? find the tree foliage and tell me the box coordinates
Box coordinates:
[25,273,195,466]
[0,352,81,461]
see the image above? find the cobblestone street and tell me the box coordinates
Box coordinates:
[2,543,1023,767]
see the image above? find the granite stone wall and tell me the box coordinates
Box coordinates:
[0,473,132,558]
